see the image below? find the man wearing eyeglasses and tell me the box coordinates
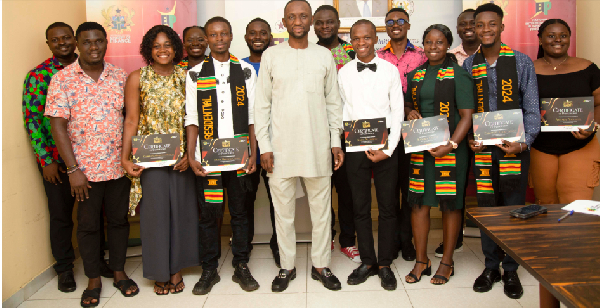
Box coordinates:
[376,7,427,263]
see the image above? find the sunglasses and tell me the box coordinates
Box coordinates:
[385,18,408,27]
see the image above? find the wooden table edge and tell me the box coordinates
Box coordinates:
[466,208,577,308]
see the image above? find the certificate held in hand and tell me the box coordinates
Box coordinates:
[472,110,525,145]
[344,118,388,152]
[131,133,181,168]
[401,115,450,154]
[540,97,594,132]
[201,137,249,172]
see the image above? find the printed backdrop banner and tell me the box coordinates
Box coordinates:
[463,0,576,60]
[337,0,463,51]
[86,0,197,73]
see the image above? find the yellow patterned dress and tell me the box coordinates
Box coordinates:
[128,65,187,215]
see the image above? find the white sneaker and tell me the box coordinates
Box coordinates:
[340,246,361,263]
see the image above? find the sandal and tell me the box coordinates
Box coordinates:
[154,281,170,295]
[113,278,140,297]
[405,259,431,284]
[171,279,185,294]
[80,288,101,307]
[431,262,454,285]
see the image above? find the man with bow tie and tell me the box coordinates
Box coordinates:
[337,19,404,290]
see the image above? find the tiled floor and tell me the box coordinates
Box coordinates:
[19,230,548,308]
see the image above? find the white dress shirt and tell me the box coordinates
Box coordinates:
[338,56,404,157]
[185,57,256,161]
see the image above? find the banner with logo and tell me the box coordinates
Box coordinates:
[463,0,576,60]
[86,0,197,73]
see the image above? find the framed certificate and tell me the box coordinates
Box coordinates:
[472,109,525,145]
[344,117,388,152]
[200,137,249,172]
[540,97,594,132]
[401,115,450,153]
[131,133,180,168]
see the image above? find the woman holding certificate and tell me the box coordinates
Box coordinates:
[530,19,600,204]
[121,25,199,295]
[403,25,474,285]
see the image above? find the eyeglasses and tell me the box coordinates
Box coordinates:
[385,18,407,27]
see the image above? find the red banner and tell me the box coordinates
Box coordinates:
[86,0,197,73]
[466,0,576,60]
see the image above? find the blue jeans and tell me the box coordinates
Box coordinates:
[480,149,530,272]
[198,170,249,270]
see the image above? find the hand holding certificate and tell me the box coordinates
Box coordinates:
[401,115,450,154]
[540,97,594,132]
[472,110,525,146]
[344,118,388,152]
[200,137,249,172]
[131,133,181,168]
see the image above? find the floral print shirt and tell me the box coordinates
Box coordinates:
[45,61,128,182]
[22,56,76,167]
[128,65,187,213]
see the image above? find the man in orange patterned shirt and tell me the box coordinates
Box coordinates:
[46,22,138,306]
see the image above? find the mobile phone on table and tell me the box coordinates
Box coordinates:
[509,204,547,219]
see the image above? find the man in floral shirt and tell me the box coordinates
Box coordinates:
[377,7,427,262]
[45,22,138,306]
[22,22,111,293]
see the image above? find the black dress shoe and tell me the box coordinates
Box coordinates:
[502,271,524,299]
[348,263,378,285]
[57,270,76,293]
[401,242,416,261]
[473,268,501,293]
[272,268,296,292]
[100,261,114,278]
[272,249,281,268]
[192,269,220,295]
[232,263,259,292]
[378,267,397,290]
[311,267,341,291]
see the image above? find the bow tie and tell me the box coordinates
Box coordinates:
[357,62,377,72]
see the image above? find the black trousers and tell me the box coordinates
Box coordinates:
[77,176,130,278]
[245,164,278,251]
[39,164,109,274]
[346,150,399,267]
[199,171,249,270]
[331,150,356,248]
[480,149,530,272]
[38,163,76,273]
[395,141,413,249]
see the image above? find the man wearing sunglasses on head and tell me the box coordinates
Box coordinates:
[377,7,427,263]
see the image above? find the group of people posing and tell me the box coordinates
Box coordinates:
[22,0,600,307]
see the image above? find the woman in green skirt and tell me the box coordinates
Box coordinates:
[403,24,475,285]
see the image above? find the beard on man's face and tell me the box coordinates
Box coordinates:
[288,29,308,40]
[317,34,337,46]
[247,41,269,54]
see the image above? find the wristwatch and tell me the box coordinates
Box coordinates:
[449,140,458,149]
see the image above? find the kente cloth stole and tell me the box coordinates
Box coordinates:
[176,57,189,70]
[471,43,521,207]
[192,54,249,219]
[408,57,458,210]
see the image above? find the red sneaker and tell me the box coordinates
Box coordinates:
[340,246,361,263]
[331,240,335,251]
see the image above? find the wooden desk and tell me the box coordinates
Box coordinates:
[466,204,600,308]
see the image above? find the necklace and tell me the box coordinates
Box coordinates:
[543,56,568,70]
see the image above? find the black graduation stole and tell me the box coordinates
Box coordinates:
[471,43,521,207]
[407,57,458,210]
[191,53,249,219]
